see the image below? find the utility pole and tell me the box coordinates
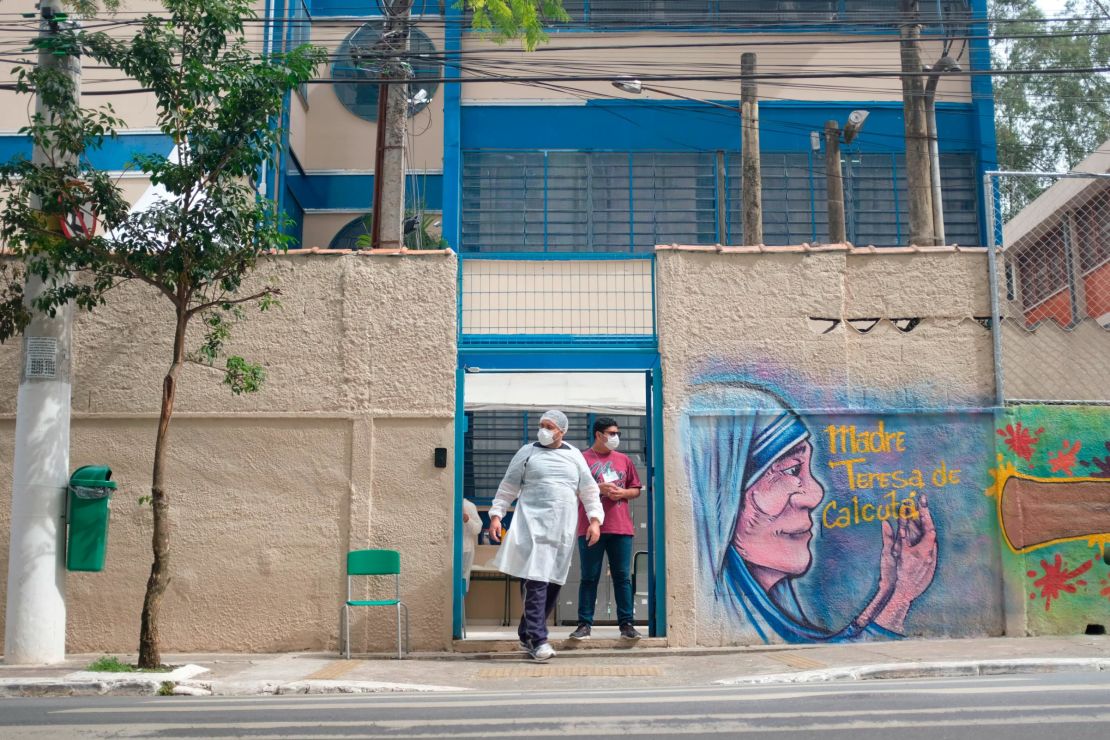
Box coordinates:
[4,0,76,665]
[740,52,762,246]
[825,121,846,244]
[370,0,413,249]
[899,0,935,245]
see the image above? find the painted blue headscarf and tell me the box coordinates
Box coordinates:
[685,381,898,644]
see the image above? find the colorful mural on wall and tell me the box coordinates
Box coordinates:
[988,406,1110,633]
[684,370,1001,644]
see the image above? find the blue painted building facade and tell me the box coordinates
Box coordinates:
[273,0,995,254]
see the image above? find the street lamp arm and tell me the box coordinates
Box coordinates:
[610,78,739,113]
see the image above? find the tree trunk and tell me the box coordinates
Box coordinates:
[137,309,188,669]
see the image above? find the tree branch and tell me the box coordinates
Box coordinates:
[186,286,280,318]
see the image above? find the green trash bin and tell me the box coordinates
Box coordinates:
[66,465,118,572]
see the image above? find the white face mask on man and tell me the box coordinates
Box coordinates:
[537,427,557,446]
[604,434,620,451]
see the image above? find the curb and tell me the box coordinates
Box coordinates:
[715,658,1110,685]
[0,678,176,698]
[0,663,210,699]
[0,677,470,698]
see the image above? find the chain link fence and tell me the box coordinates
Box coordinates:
[986,171,1110,404]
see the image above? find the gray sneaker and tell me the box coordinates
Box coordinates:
[568,623,592,640]
[619,623,642,641]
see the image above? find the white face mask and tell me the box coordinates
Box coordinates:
[537,427,557,446]
[604,434,620,451]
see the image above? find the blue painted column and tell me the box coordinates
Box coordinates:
[442,3,463,252]
[445,0,465,642]
[969,0,998,247]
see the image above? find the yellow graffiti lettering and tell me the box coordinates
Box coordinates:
[824,421,907,456]
[899,491,921,520]
[829,457,924,492]
[822,500,852,529]
[828,457,866,490]
[821,491,920,529]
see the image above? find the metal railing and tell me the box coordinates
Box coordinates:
[459,254,655,343]
[554,1,970,27]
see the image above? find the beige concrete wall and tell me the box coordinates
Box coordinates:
[461,33,968,104]
[0,1,269,133]
[302,213,365,251]
[0,251,458,653]
[656,245,996,647]
[299,20,444,172]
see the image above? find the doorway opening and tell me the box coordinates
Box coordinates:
[453,367,664,642]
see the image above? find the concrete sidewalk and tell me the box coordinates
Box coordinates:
[1,634,1108,697]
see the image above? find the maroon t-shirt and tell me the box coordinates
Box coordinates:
[577,448,642,537]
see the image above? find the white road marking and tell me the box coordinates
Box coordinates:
[20,707,1110,739]
[51,680,1110,715]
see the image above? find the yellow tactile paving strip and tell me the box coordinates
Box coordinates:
[477,665,663,678]
[304,660,361,681]
[767,652,827,670]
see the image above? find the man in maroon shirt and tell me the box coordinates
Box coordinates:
[570,417,643,641]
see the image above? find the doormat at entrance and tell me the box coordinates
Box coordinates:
[477,665,663,678]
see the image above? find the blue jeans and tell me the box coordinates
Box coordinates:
[577,533,634,626]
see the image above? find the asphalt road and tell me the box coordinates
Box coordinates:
[2,670,1110,738]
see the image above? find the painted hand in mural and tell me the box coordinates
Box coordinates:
[873,494,938,633]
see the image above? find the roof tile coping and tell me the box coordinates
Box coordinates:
[655,243,987,254]
[274,247,455,257]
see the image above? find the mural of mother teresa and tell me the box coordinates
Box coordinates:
[686,382,937,643]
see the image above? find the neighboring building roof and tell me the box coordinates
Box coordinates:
[1003,139,1110,249]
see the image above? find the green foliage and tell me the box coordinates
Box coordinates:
[223,355,265,395]
[158,681,176,695]
[991,0,1110,211]
[464,0,569,50]
[87,654,173,672]
[353,211,449,250]
[0,0,325,385]
[87,655,134,672]
[69,1,122,15]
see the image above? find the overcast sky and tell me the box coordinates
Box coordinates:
[1036,0,1069,15]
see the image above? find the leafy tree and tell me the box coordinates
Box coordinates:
[0,0,324,668]
[465,1,569,50]
[991,0,1110,212]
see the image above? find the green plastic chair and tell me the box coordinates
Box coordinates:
[342,549,409,659]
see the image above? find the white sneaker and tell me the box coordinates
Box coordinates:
[531,642,556,662]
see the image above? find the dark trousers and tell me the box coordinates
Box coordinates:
[518,579,561,647]
[577,533,635,626]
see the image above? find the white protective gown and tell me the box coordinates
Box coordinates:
[489,442,604,585]
[461,498,481,591]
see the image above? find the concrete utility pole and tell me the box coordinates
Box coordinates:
[899,0,935,245]
[370,0,413,249]
[740,52,763,246]
[4,0,76,665]
[825,121,846,244]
